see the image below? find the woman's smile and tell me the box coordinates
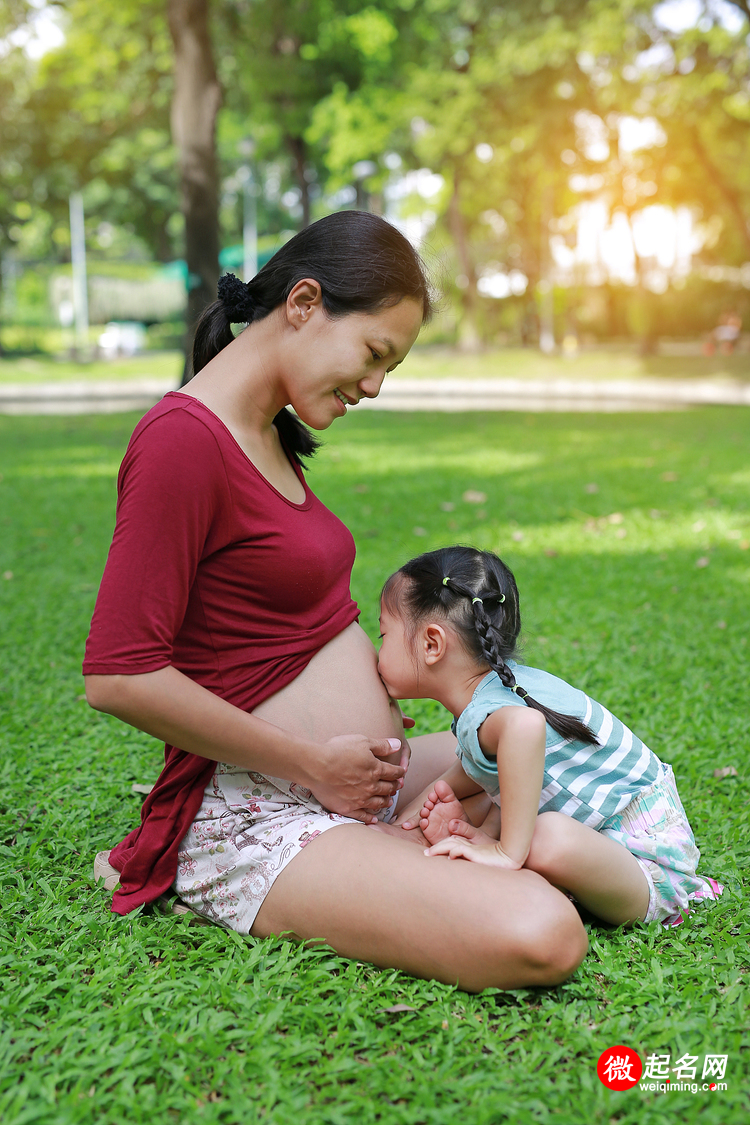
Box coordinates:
[334,387,356,408]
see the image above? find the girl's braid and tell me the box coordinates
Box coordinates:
[444,575,598,746]
[470,600,517,690]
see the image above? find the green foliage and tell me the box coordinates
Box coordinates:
[1,406,749,1122]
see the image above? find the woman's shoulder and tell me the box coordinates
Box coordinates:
[124,394,232,470]
[118,393,236,503]
[129,392,225,447]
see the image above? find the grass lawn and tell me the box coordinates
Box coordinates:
[0,352,184,385]
[396,345,750,383]
[1,344,748,386]
[1,406,748,1124]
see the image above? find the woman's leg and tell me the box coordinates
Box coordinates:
[251,823,588,992]
[525,812,650,926]
[400,729,457,803]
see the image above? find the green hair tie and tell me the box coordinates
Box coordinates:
[442,576,451,585]
[472,597,482,604]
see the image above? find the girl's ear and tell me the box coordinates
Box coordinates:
[423,622,448,666]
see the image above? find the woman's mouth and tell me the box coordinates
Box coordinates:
[334,388,352,407]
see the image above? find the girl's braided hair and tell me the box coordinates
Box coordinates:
[382,545,598,745]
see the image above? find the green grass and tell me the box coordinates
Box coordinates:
[395,345,750,383]
[0,352,183,384]
[1,407,748,1124]
[1,344,748,385]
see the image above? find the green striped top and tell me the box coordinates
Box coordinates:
[452,665,661,828]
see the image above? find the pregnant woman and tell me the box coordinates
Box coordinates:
[84,211,587,992]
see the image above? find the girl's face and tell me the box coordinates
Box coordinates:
[284,293,422,431]
[377,603,422,700]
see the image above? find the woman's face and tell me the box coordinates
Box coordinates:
[285,293,423,430]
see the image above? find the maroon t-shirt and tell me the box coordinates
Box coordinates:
[84,393,359,914]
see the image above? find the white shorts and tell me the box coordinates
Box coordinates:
[174,763,397,932]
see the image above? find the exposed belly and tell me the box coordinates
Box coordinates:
[252,622,403,750]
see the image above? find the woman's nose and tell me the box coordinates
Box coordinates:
[358,369,387,399]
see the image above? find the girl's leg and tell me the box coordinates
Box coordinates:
[251,823,588,992]
[525,812,650,926]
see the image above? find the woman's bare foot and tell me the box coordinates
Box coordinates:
[420,780,470,846]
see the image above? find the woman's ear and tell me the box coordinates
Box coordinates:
[423,622,448,666]
[286,278,323,327]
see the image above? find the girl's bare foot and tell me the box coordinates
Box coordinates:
[367,821,428,847]
[420,779,469,846]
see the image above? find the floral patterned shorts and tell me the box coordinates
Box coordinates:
[174,763,396,933]
[600,764,723,926]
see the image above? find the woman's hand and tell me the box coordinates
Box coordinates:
[307,734,407,823]
[424,820,523,869]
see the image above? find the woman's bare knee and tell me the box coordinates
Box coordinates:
[460,872,587,991]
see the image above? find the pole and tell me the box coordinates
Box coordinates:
[538,185,555,354]
[69,193,89,357]
[242,168,257,283]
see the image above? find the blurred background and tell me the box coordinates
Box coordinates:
[1,0,750,374]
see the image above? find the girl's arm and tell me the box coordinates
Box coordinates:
[484,706,546,866]
[425,706,546,868]
[85,666,406,823]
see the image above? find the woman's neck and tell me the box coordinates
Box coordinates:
[184,313,289,435]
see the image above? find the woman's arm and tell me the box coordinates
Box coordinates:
[85,666,406,822]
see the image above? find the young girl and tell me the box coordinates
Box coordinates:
[378,545,723,927]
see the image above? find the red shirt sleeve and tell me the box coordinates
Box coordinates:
[83,405,233,675]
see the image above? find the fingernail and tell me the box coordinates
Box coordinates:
[387,738,401,749]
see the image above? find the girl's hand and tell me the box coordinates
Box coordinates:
[307,734,406,824]
[424,820,523,869]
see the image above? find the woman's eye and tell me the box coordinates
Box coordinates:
[378,632,384,640]
[370,349,382,361]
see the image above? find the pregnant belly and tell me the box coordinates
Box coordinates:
[251,621,404,750]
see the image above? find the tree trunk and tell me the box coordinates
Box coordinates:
[447,167,481,352]
[167,0,221,384]
[287,135,311,229]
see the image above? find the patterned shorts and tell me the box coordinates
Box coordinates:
[600,764,723,926]
[173,763,396,933]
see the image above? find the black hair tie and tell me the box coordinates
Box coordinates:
[217,273,254,323]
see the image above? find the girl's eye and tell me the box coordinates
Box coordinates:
[378,632,384,640]
[370,349,382,361]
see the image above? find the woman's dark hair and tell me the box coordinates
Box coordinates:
[192,210,432,465]
[382,546,598,746]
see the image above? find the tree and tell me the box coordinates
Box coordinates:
[168,0,221,378]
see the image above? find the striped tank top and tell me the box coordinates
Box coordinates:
[451,664,660,828]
